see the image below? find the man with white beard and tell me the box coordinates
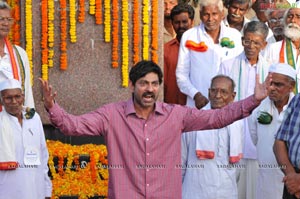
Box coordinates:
[264,3,300,93]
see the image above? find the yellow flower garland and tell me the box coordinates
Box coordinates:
[69,0,77,43]
[41,0,48,80]
[89,0,95,15]
[122,1,129,87]
[47,140,108,199]
[142,0,149,60]
[25,0,33,85]
[48,0,55,68]
[103,0,111,42]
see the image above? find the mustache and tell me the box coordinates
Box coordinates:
[231,13,241,18]
[142,92,155,98]
[286,23,300,29]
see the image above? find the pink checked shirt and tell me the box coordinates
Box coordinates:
[48,96,259,198]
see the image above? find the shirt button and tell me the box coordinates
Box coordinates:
[145,124,147,127]
[146,153,150,156]
[146,184,150,187]
[146,169,149,172]
[146,138,149,141]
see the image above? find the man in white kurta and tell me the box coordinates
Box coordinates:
[263,6,300,93]
[0,2,34,108]
[248,63,296,199]
[176,0,243,109]
[218,21,270,199]
[182,75,244,199]
[0,79,51,199]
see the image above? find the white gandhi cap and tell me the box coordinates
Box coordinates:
[0,79,22,92]
[268,63,297,80]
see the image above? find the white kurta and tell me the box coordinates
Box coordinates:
[248,93,294,199]
[176,22,243,107]
[181,120,243,199]
[264,39,300,92]
[0,45,34,108]
[0,111,52,199]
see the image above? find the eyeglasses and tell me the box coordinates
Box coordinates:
[0,16,14,24]
[1,94,23,103]
[209,88,230,96]
[269,17,283,24]
[242,38,263,48]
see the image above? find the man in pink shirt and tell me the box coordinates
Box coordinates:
[40,60,269,198]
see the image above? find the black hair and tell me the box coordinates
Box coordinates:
[129,60,163,85]
[170,3,195,21]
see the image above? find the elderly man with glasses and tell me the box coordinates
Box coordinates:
[218,20,271,199]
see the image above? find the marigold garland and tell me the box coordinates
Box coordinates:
[47,140,109,199]
[111,0,119,68]
[78,0,85,23]
[10,0,21,45]
[121,1,129,87]
[142,0,149,60]
[103,0,111,42]
[25,0,33,85]
[41,0,48,80]
[132,0,140,64]
[89,0,96,15]
[95,0,103,25]
[60,0,68,70]
[151,0,159,63]
[48,0,55,68]
[69,0,77,43]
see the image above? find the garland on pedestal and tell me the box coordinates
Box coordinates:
[9,0,160,87]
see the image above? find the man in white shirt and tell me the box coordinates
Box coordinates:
[218,20,270,199]
[0,79,51,199]
[176,0,243,109]
[223,0,251,33]
[264,4,300,92]
[182,75,244,199]
[249,63,296,199]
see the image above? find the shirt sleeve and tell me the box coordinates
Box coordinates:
[182,95,260,132]
[48,103,109,136]
[176,31,199,99]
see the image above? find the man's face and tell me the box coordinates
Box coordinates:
[227,2,249,23]
[209,77,236,109]
[130,72,160,110]
[284,8,300,40]
[164,0,178,18]
[268,10,284,37]
[172,12,194,41]
[200,5,224,32]
[242,32,267,62]
[0,88,24,117]
[268,73,294,104]
[0,9,13,38]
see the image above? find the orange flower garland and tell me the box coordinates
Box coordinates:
[95,0,103,25]
[121,0,129,87]
[41,0,48,80]
[151,0,159,63]
[47,140,109,198]
[10,0,21,45]
[60,0,68,70]
[132,0,140,64]
[111,0,119,68]
[78,0,85,23]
